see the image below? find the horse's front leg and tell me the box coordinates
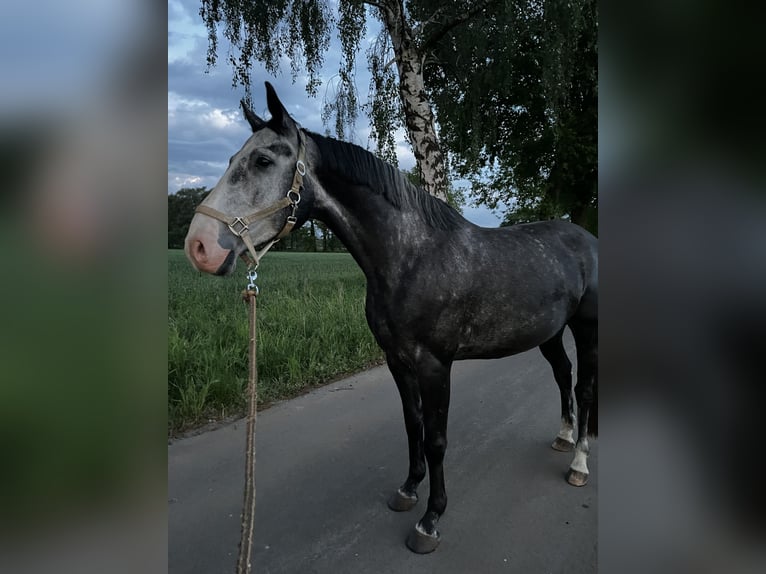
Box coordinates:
[387,354,426,512]
[405,355,451,554]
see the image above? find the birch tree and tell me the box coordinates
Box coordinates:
[199,0,493,203]
[199,1,596,228]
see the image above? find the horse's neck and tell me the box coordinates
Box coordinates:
[312,181,440,290]
[305,133,464,286]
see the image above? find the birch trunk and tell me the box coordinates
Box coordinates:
[378,1,449,202]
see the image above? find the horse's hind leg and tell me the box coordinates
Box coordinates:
[386,354,426,513]
[539,328,576,452]
[566,317,598,487]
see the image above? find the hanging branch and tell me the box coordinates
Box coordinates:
[420,0,498,53]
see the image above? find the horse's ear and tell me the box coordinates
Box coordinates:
[265,81,296,134]
[241,99,265,132]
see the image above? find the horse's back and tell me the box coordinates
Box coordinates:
[492,219,596,260]
[476,219,597,294]
[369,219,597,361]
[448,220,597,359]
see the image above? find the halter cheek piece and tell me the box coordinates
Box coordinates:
[194,131,307,269]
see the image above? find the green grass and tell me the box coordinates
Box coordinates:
[168,250,384,434]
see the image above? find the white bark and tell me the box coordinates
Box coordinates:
[377,1,449,202]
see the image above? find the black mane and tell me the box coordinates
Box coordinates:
[307,131,464,231]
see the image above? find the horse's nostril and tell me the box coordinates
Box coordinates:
[192,239,207,263]
[185,234,227,274]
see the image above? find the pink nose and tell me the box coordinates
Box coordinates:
[185,234,225,274]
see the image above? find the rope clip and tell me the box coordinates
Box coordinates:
[246,268,259,296]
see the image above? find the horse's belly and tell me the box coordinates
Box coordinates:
[454,336,544,360]
[453,308,567,360]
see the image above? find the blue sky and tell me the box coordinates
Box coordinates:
[167,0,504,227]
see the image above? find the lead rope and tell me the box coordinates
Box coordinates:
[199,133,305,573]
[237,268,260,574]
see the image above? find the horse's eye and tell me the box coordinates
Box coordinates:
[255,156,272,168]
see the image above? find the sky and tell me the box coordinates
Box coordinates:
[167,0,504,227]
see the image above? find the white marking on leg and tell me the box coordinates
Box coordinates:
[570,438,590,474]
[557,418,575,443]
[398,488,415,500]
[415,522,438,537]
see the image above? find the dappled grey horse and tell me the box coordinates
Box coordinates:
[185,83,598,553]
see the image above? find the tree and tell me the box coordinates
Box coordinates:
[199,0,596,231]
[168,187,208,248]
[425,0,597,231]
[200,0,495,202]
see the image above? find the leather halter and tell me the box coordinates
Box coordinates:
[194,131,306,268]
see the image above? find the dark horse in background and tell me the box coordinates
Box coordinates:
[185,83,598,554]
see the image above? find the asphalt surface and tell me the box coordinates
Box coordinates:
[169,333,597,574]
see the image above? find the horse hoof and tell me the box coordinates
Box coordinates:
[566,468,589,487]
[406,524,441,554]
[551,437,575,452]
[388,489,418,512]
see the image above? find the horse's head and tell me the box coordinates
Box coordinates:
[185,82,308,275]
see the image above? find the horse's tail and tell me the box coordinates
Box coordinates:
[587,376,598,437]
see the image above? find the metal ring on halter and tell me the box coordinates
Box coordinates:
[296,159,306,176]
[287,189,301,205]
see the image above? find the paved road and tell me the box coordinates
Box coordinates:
[169,335,597,574]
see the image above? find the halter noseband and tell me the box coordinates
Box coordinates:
[194,131,307,269]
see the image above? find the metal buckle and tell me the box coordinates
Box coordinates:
[296,159,306,176]
[228,217,248,237]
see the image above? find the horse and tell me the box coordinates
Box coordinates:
[184,82,598,554]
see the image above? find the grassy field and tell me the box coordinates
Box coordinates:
[168,250,383,434]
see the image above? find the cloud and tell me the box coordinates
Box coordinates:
[167,91,244,194]
[204,108,237,130]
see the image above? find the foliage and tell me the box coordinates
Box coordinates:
[199,0,597,230]
[365,25,401,164]
[270,221,347,252]
[201,0,362,136]
[168,187,208,248]
[425,0,598,230]
[168,250,383,434]
[198,1,491,167]
[321,0,366,141]
[200,0,333,98]
[271,223,316,252]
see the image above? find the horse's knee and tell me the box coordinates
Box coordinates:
[425,435,447,460]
